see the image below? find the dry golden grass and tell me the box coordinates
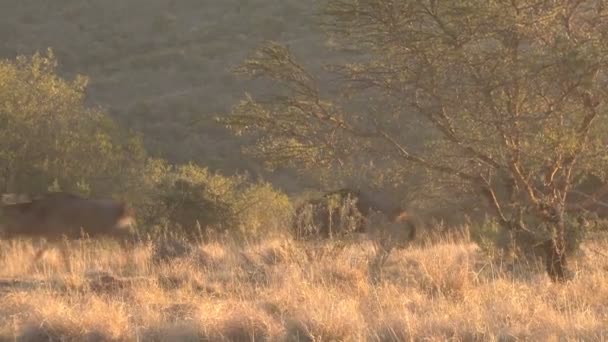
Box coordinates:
[0,233,607,341]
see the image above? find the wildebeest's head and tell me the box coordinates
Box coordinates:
[390,210,418,242]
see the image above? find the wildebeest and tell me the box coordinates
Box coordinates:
[293,189,365,239]
[293,188,418,245]
[0,192,136,267]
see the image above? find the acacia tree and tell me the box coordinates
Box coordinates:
[0,50,147,198]
[223,0,608,281]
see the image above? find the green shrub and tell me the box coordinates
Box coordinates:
[137,162,293,240]
[0,50,147,197]
[235,182,293,239]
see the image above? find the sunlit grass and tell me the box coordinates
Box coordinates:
[0,232,607,341]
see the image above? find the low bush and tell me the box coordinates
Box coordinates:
[137,162,292,240]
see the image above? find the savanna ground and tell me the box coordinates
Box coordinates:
[0,228,607,342]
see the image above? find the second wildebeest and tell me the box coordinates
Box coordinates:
[293,188,366,239]
[293,188,418,244]
[0,192,137,268]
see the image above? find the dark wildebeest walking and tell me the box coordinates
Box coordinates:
[0,192,136,269]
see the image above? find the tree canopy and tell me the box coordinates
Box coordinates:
[225,0,608,281]
[0,49,146,197]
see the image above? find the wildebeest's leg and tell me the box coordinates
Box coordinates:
[29,239,72,273]
[116,231,140,273]
[29,239,50,272]
[58,242,72,273]
[33,246,48,262]
[407,221,417,242]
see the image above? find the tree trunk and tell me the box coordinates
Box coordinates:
[543,237,570,283]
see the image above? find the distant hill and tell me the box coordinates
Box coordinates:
[0,0,346,190]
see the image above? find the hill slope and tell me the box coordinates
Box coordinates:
[0,0,341,187]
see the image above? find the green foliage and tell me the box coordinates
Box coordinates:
[236,182,294,238]
[0,50,146,196]
[138,162,293,240]
[223,43,364,171]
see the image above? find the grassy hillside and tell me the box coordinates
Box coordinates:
[0,236,607,340]
[0,0,338,184]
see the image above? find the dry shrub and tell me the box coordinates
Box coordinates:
[284,312,363,342]
[415,220,472,247]
[260,260,367,339]
[85,271,142,294]
[195,242,230,270]
[151,238,193,264]
[277,287,366,341]
[6,293,130,341]
[317,262,368,295]
[212,310,277,341]
[161,303,200,323]
[255,239,295,266]
[155,260,206,292]
[401,243,477,299]
[139,322,205,342]
[239,251,273,287]
[18,323,111,342]
[284,318,316,342]
[373,318,413,342]
[0,240,41,276]
[157,274,190,291]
